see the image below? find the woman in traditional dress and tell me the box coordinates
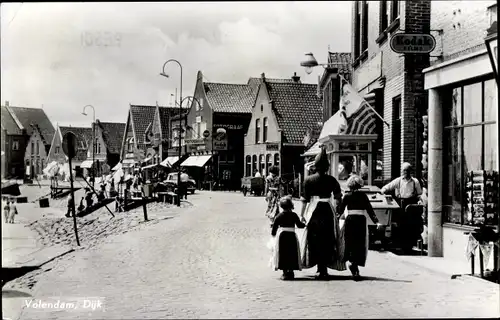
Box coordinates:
[300,147,346,279]
[265,165,282,221]
[271,196,306,280]
[338,175,384,279]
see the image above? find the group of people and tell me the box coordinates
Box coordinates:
[270,147,424,281]
[66,183,109,217]
[3,198,18,224]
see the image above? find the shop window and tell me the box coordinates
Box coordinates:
[266,154,272,175]
[263,117,268,142]
[274,153,280,168]
[245,155,251,177]
[259,154,265,175]
[443,79,498,226]
[255,119,261,143]
[353,1,361,59]
[36,141,39,155]
[391,95,401,178]
[252,155,257,175]
[13,140,19,151]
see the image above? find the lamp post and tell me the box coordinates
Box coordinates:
[300,52,338,74]
[82,104,96,189]
[161,59,183,206]
[484,19,499,282]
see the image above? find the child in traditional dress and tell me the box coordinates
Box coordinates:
[271,196,306,280]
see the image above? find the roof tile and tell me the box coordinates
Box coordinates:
[99,122,126,154]
[130,105,156,150]
[1,106,22,135]
[204,83,255,114]
[60,126,93,161]
[7,107,55,144]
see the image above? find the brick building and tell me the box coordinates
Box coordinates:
[350,0,431,183]
[47,125,93,177]
[244,73,323,183]
[1,103,26,179]
[422,0,498,269]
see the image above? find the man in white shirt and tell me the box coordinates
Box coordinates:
[254,171,262,178]
[180,169,190,199]
[381,162,423,252]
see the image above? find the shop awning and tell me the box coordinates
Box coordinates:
[143,163,159,170]
[80,160,95,169]
[180,155,212,167]
[302,141,322,157]
[160,156,180,168]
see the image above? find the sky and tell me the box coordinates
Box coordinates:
[1,2,351,127]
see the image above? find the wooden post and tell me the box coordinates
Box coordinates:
[142,185,148,221]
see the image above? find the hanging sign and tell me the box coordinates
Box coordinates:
[390,33,436,54]
[213,128,228,150]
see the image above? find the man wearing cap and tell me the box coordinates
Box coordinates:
[381,162,423,252]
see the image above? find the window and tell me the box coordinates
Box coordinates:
[443,79,498,226]
[252,155,257,175]
[31,142,34,153]
[13,140,19,151]
[259,154,265,175]
[245,155,251,177]
[263,117,268,142]
[390,0,399,22]
[127,137,134,152]
[379,0,388,34]
[95,138,101,154]
[354,1,361,58]
[36,141,39,155]
[261,104,264,112]
[361,1,368,52]
[274,153,280,168]
[392,95,401,178]
[255,119,261,143]
[266,154,272,175]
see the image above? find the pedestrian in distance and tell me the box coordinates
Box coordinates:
[270,196,306,280]
[66,194,74,217]
[8,199,18,224]
[338,175,385,280]
[84,187,94,209]
[265,165,281,221]
[77,197,85,216]
[300,146,346,279]
[4,198,11,223]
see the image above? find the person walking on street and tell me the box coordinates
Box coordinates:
[381,162,423,252]
[265,166,282,221]
[4,199,11,223]
[338,175,385,279]
[300,147,346,279]
[270,196,306,280]
[8,200,18,224]
[66,194,74,217]
[180,169,189,200]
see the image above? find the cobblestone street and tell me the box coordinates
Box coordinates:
[8,191,497,319]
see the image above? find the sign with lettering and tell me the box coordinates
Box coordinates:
[213,128,228,150]
[214,124,244,130]
[266,143,279,151]
[354,52,382,91]
[390,33,436,54]
[185,138,205,145]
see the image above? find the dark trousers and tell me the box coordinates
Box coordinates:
[395,197,422,250]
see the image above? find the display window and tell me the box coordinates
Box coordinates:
[443,79,498,226]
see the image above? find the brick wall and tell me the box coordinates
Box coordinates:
[430,1,495,65]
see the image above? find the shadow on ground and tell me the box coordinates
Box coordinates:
[2,289,32,298]
[2,267,40,287]
[289,274,412,283]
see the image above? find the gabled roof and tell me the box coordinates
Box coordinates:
[1,106,22,135]
[7,106,55,145]
[158,106,178,137]
[59,126,93,161]
[129,105,157,150]
[265,81,323,145]
[328,52,352,75]
[98,121,126,154]
[204,82,255,114]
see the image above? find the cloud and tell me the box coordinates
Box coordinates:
[1,2,351,127]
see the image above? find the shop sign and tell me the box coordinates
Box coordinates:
[213,128,228,150]
[214,124,244,130]
[185,138,205,145]
[354,52,382,91]
[203,130,210,138]
[266,143,279,151]
[390,33,436,54]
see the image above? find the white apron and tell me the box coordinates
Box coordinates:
[300,196,346,271]
[268,227,302,271]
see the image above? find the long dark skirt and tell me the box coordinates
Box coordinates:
[277,232,301,271]
[343,215,368,267]
[304,202,337,268]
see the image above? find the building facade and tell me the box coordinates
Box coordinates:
[24,125,51,179]
[350,0,431,184]
[423,0,497,272]
[1,103,26,179]
[244,73,323,184]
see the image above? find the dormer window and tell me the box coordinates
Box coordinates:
[127,137,135,152]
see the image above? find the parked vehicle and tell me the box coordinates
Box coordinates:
[165,172,196,194]
[241,177,265,196]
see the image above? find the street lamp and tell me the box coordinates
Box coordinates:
[300,52,338,74]
[82,104,95,189]
[161,59,183,207]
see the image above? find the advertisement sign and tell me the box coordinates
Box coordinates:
[214,124,244,130]
[213,128,228,150]
[390,33,436,54]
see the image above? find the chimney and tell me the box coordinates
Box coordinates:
[5,101,9,107]
[292,72,300,83]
